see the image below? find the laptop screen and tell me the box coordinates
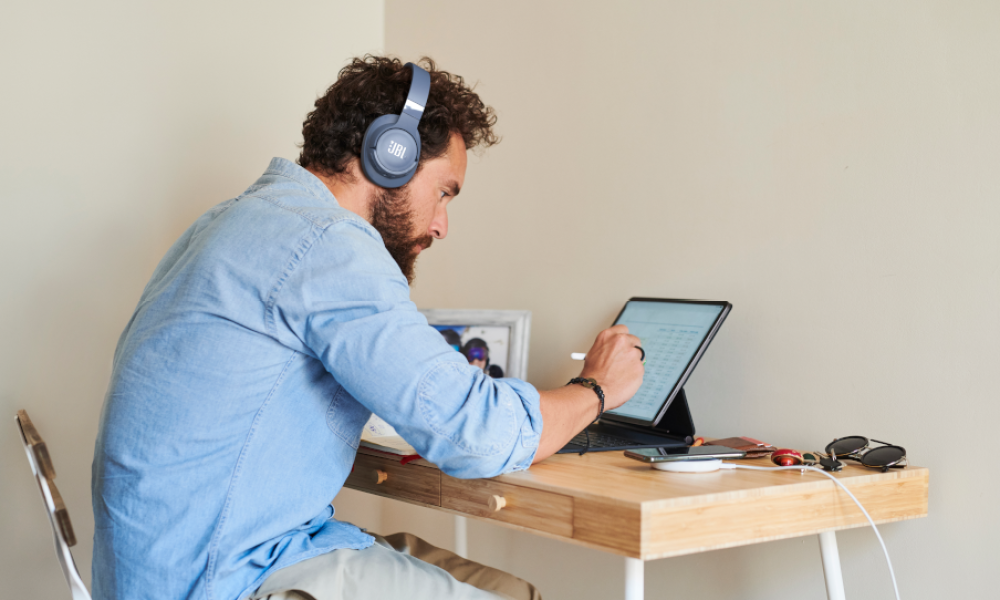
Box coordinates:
[603,298,730,425]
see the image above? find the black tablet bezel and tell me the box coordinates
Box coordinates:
[601,297,732,428]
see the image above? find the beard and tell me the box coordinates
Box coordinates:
[369,186,433,285]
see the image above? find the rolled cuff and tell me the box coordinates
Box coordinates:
[408,361,543,479]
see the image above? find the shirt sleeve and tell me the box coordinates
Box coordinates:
[270,218,542,478]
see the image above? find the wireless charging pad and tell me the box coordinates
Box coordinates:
[652,459,723,473]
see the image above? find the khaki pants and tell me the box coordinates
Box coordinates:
[250,533,541,600]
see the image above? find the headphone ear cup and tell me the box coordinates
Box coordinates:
[360,115,397,185]
[360,115,421,189]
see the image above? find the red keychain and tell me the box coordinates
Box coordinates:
[770,448,804,466]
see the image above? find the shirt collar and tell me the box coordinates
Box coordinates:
[261,157,339,205]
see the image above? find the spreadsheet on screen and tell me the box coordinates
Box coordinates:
[605,301,724,421]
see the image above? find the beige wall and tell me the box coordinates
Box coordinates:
[0,1,383,595]
[4,1,999,599]
[382,1,1000,599]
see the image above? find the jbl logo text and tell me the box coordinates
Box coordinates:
[387,141,407,159]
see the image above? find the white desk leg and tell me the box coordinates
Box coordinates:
[454,515,468,558]
[624,557,643,600]
[818,531,846,600]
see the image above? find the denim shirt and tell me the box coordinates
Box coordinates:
[91,158,543,600]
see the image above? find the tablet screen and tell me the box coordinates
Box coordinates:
[604,299,729,424]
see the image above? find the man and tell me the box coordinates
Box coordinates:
[92,56,644,600]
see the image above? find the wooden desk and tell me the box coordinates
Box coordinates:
[346,448,928,599]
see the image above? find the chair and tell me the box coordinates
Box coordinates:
[15,410,92,600]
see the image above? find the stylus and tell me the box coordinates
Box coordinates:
[570,353,586,360]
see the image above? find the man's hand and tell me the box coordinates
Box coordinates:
[532,325,645,463]
[578,324,645,412]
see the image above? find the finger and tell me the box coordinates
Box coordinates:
[594,326,628,346]
[613,333,642,349]
[615,335,644,361]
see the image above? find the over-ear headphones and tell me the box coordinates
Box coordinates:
[360,62,431,188]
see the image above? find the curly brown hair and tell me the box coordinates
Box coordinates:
[299,55,499,178]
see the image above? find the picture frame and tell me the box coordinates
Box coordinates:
[419,309,532,380]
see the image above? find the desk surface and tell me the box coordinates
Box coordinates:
[346,447,928,561]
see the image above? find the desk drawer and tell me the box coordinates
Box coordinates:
[441,475,573,537]
[345,454,441,506]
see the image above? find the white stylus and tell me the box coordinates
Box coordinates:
[570,353,587,361]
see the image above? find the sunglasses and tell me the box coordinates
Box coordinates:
[824,436,907,472]
[466,347,487,361]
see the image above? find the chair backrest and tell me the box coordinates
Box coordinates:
[15,410,92,600]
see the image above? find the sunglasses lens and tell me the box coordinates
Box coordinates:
[827,436,868,456]
[861,446,905,467]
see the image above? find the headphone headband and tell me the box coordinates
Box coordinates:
[400,63,430,124]
[360,62,431,188]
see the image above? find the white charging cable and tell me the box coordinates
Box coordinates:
[718,463,900,600]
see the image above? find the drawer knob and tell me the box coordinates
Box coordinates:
[373,469,388,485]
[488,494,506,512]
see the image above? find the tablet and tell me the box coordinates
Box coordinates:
[602,297,731,427]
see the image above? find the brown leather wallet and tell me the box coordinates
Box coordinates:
[708,436,777,458]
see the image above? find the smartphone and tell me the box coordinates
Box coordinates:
[624,445,746,462]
